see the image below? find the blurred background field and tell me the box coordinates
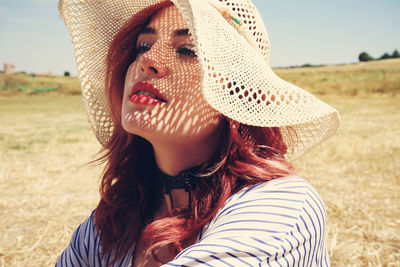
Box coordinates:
[0,72,81,96]
[0,59,399,266]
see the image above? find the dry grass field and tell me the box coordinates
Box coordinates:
[0,59,399,266]
[0,73,81,96]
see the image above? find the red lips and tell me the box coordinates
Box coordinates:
[129,81,167,105]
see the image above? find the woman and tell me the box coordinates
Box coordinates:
[58,0,339,266]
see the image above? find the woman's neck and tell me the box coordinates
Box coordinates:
[149,124,223,210]
[150,127,223,177]
[151,140,215,176]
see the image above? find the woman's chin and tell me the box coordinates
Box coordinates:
[122,120,222,147]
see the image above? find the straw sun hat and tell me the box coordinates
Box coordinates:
[59,0,340,160]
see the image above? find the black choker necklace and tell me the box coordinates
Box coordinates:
[156,165,204,194]
[141,166,205,225]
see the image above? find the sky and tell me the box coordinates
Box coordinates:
[0,0,399,76]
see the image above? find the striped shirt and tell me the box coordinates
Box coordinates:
[56,176,330,266]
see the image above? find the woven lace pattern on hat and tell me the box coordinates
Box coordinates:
[174,0,339,159]
[59,0,339,159]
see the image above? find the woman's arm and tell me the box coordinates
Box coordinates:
[163,177,330,266]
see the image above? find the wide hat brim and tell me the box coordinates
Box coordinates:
[59,0,340,160]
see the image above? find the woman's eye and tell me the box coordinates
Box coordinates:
[177,46,197,57]
[136,42,152,54]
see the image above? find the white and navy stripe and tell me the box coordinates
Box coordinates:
[56,176,329,266]
[55,210,135,266]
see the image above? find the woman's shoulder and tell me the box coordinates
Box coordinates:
[56,210,97,266]
[199,175,327,240]
[223,175,325,214]
[238,175,321,197]
[172,176,330,266]
[56,210,134,266]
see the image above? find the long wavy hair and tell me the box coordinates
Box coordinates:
[94,3,294,264]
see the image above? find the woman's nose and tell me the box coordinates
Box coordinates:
[139,51,169,78]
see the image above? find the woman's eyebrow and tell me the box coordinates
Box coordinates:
[139,27,156,35]
[138,27,190,37]
[174,28,190,36]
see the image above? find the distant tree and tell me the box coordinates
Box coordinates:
[301,63,313,68]
[359,52,374,62]
[64,71,70,77]
[392,49,400,58]
[379,53,391,60]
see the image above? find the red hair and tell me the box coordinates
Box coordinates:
[94,3,294,264]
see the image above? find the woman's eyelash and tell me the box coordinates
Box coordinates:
[136,42,151,54]
[177,46,197,57]
[135,42,197,57]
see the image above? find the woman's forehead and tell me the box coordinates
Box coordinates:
[147,5,187,29]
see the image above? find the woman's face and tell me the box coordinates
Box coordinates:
[121,4,222,145]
